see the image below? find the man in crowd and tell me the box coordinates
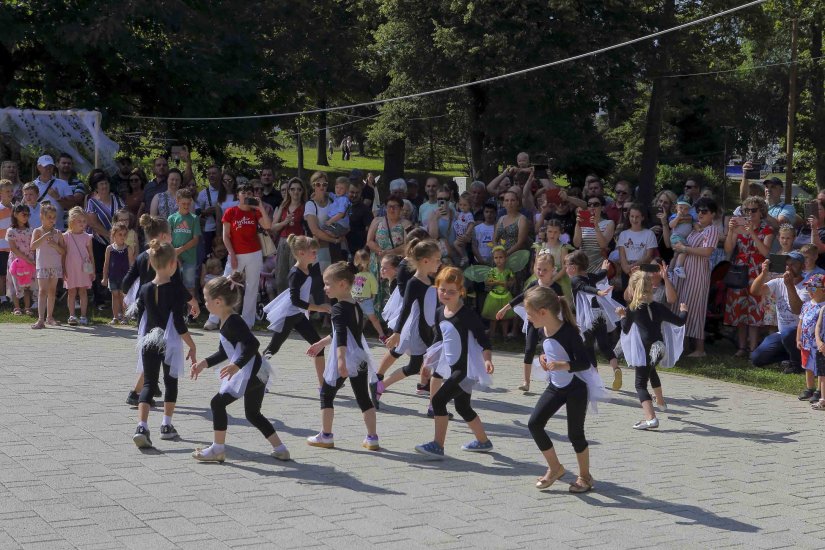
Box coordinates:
[406,178,423,209]
[109,156,133,196]
[347,181,373,254]
[55,153,87,209]
[196,164,222,257]
[487,152,532,198]
[260,166,282,210]
[469,180,489,221]
[143,156,170,212]
[418,176,442,225]
[604,179,632,224]
[31,155,74,230]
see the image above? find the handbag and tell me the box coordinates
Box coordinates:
[70,233,95,274]
[258,229,277,257]
[722,244,749,289]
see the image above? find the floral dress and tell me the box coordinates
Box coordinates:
[799,300,825,372]
[6,226,34,295]
[481,267,515,320]
[724,222,772,327]
[369,217,406,314]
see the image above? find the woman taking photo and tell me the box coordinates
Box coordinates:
[150,168,182,219]
[272,177,307,293]
[303,171,340,273]
[123,169,147,218]
[723,196,773,357]
[573,195,616,274]
[204,183,271,329]
[85,172,125,304]
[673,197,720,358]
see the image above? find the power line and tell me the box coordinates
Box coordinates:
[661,54,825,79]
[124,0,768,122]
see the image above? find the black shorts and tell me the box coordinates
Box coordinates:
[816,352,825,378]
[0,251,8,274]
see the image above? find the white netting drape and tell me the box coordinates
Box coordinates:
[0,109,119,174]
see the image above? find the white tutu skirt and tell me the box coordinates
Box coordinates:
[531,360,608,413]
[424,323,492,393]
[217,335,274,398]
[616,323,685,369]
[381,287,402,328]
[263,287,307,333]
[323,330,377,387]
[135,313,184,378]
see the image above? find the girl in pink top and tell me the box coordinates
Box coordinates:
[63,207,95,326]
[31,203,65,328]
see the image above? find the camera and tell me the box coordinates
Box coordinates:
[245,197,260,206]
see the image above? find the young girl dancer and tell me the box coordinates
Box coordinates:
[305,262,379,450]
[375,240,440,408]
[123,215,198,407]
[30,203,65,329]
[566,250,622,390]
[130,240,197,448]
[415,267,494,459]
[524,286,606,493]
[7,204,35,316]
[262,234,327,387]
[102,222,135,325]
[379,253,403,333]
[190,272,289,462]
[497,250,560,393]
[616,271,687,430]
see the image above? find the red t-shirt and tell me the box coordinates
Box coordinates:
[222,206,262,255]
[278,204,305,239]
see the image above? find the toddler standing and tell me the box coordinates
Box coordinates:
[102,222,135,324]
[31,203,65,328]
[63,207,95,326]
[799,274,825,404]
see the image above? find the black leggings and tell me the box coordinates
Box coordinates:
[431,372,478,422]
[634,361,661,403]
[528,376,588,453]
[265,314,323,356]
[401,355,424,377]
[320,369,374,412]
[140,349,178,405]
[210,376,275,438]
[523,324,541,364]
[583,317,616,366]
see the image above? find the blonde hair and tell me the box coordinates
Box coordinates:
[0,178,11,192]
[434,266,466,297]
[68,206,86,224]
[628,271,654,311]
[407,239,440,270]
[353,249,371,272]
[147,239,177,270]
[287,234,319,255]
[524,286,576,326]
[535,250,555,271]
[742,196,768,218]
[778,223,795,237]
[40,202,57,218]
[204,271,245,309]
[324,261,355,286]
[110,221,129,239]
[801,243,818,256]
[492,245,506,256]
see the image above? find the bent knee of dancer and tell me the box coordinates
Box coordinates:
[570,437,589,454]
[454,405,477,423]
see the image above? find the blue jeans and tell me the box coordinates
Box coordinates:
[750,327,800,369]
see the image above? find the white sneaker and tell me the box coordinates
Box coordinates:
[270,446,291,460]
[306,432,334,448]
[633,418,659,430]
[203,321,219,331]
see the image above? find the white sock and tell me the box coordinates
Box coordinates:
[138,421,148,429]
[272,443,287,452]
[162,415,172,426]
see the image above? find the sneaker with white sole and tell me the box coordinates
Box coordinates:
[415,441,445,459]
[362,435,380,451]
[633,418,659,430]
[159,424,179,440]
[67,315,78,326]
[133,426,152,448]
[461,439,493,452]
[270,446,291,460]
[307,432,334,448]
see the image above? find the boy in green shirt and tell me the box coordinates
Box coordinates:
[168,189,201,296]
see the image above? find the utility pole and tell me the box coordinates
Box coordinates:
[785,17,798,205]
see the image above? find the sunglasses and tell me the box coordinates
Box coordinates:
[742,208,759,214]
[386,204,400,210]
[696,208,710,214]
[313,182,327,187]
[587,202,601,207]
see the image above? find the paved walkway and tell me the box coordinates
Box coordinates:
[0,323,823,549]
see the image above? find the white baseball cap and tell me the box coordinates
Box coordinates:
[37,155,55,167]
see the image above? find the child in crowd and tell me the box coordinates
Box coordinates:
[0,180,12,304]
[566,251,622,390]
[450,192,475,267]
[813,297,825,411]
[375,240,440,407]
[616,271,687,430]
[525,286,605,493]
[668,196,696,279]
[114,209,139,258]
[321,177,351,237]
[305,262,379,450]
[497,251,561,393]
[7,204,35,316]
[260,253,279,301]
[541,219,572,303]
[472,202,497,266]
[30,203,64,328]
[202,257,224,289]
[262,234,328,387]
[352,249,386,341]
[415,267,495,459]
[102,222,135,325]
[798,274,825,404]
[63,207,94,326]
[190,271,288,462]
[481,246,515,338]
[130,240,196,448]
[800,244,825,279]
[168,189,201,298]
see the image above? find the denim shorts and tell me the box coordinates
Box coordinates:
[108,277,125,292]
[180,262,198,289]
[357,297,375,316]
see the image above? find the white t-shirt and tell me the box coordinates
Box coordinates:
[617,228,657,264]
[34,177,73,230]
[305,198,331,226]
[196,186,221,233]
[766,278,810,333]
[473,222,495,263]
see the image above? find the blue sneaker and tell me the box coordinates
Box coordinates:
[461,439,493,452]
[414,441,444,459]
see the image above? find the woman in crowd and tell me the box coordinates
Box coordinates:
[674,197,721,358]
[650,190,676,263]
[272,177,307,294]
[303,171,341,273]
[204,183,271,329]
[85,172,125,304]
[150,168,182,219]
[366,195,411,308]
[573,195,615,273]
[724,196,773,357]
[616,204,657,288]
[217,170,239,220]
[123,169,147,218]
[1,160,23,203]
[494,191,529,260]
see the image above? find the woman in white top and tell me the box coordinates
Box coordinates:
[573,195,615,274]
[303,171,340,273]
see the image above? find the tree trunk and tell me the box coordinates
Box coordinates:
[468,85,489,180]
[810,14,825,190]
[383,139,405,184]
[356,132,366,156]
[316,96,329,166]
[637,0,674,207]
[296,123,305,181]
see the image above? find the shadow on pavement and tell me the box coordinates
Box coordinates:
[667,417,798,444]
